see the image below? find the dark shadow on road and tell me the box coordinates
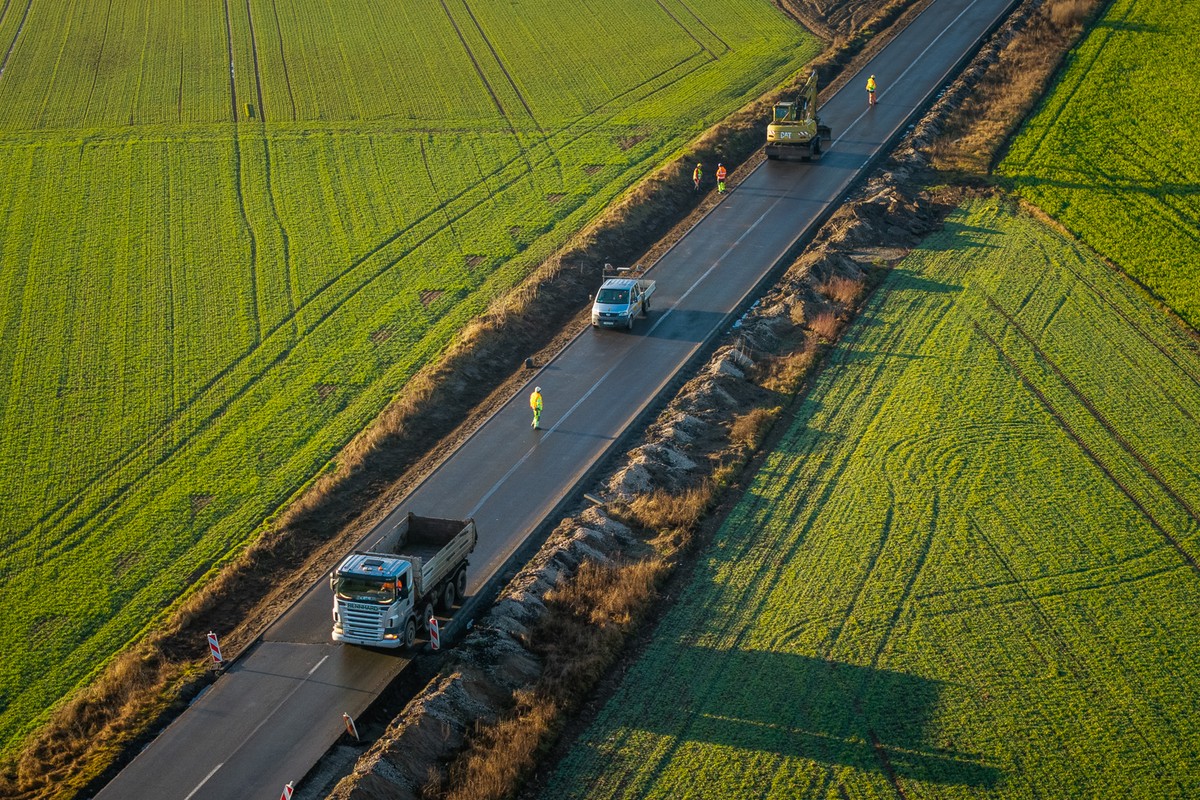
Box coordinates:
[639,648,1002,789]
[645,309,728,342]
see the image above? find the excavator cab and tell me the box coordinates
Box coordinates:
[772,96,810,123]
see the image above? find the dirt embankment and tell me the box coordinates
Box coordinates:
[307,1,1103,798]
[1,0,1102,797]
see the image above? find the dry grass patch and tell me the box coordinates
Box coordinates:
[757,342,820,394]
[816,274,866,305]
[808,309,842,341]
[730,406,783,451]
[627,483,715,535]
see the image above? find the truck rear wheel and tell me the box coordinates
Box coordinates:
[455,568,468,600]
[440,580,457,611]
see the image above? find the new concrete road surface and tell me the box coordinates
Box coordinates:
[96,1,1018,796]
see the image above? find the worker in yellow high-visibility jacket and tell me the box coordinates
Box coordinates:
[693,163,702,191]
[530,386,543,429]
[866,74,877,106]
[716,163,727,195]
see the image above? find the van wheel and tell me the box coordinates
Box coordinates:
[627,314,634,331]
[642,299,650,316]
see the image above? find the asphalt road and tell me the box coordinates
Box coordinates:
[95,1,1020,796]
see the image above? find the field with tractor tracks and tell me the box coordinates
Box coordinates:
[998,0,1200,328]
[539,197,1200,798]
[0,0,819,754]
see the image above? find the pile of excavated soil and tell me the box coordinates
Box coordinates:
[310,0,1074,794]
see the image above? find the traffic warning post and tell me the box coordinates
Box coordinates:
[429,617,440,651]
[280,781,294,800]
[342,712,359,740]
[206,631,223,666]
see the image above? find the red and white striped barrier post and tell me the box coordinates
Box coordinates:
[280,781,294,800]
[342,712,359,740]
[429,617,440,651]
[206,631,223,666]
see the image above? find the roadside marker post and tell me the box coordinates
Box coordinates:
[429,617,440,651]
[280,781,294,800]
[206,631,223,667]
[342,712,359,740]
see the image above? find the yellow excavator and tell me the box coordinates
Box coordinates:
[765,71,831,161]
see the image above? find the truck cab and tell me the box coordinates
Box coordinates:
[331,553,417,647]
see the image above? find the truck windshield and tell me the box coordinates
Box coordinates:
[334,575,397,604]
[596,288,629,304]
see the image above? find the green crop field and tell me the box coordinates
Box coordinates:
[0,0,819,753]
[540,198,1200,798]
[998,0,1200,328]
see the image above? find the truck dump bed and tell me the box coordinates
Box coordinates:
[367,513,478,596]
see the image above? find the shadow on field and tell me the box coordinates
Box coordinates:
[922,220,999,250]
[886,268,962,294]
[640,648,1002,789]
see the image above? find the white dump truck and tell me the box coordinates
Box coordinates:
[591,276,655,330]
[331,513,477,648]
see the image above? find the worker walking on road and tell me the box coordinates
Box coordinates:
[530,386,543,430]
[716,163,727,195]
[693,162,702,191]
[866,74,877,106]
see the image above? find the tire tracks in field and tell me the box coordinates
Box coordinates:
[0,0,32,83]
[967,511,1178,782]
[1028,234,1200,424]
[241,0,298,331]
[972,319,1200,575]
[653,0,721,61]
[672,0,733,54]
[267,0,297,121]
[81,0,115,120]
[458,0,564,184]
[221,0,262,344]
[984,295,1200,527]
[437,0,539,182]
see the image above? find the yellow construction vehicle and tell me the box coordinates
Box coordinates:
[765,71,831,161]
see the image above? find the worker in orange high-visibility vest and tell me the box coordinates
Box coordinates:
[866,74,877,106]
[530,386,543,429]
[716,163,727,194]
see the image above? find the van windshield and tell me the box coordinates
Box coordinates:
[597,288,629,304]
[334,575,399,604]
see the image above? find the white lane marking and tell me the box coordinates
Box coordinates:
[184,763,224,800]
[308,655,329,675]
[833,0,984,149]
